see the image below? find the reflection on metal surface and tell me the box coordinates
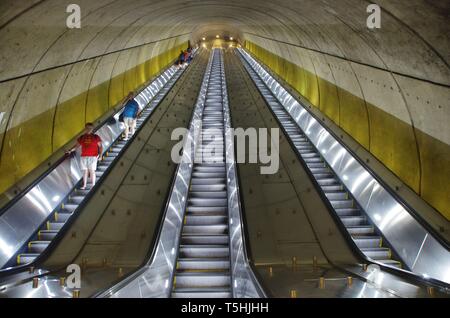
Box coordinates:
[237,48,450,285]
[102,49,264,298]
[0,62,184,270]
[221,52,265,298]
[101,51,214,298]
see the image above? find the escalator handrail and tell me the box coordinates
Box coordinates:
[166,49,213,297]
[0,64,176,218]
[237,49,450,290]
[93,49,212,298]
[0,59,187,279]
[239,48,450,251]
[221,51,268,298]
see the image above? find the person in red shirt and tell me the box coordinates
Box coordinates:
[67,123,103,190]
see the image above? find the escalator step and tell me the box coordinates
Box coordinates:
[191,178,226,185]
[325,192,347,200]
[362,247,391,260]
[38,230,58,240]
[346,225,374,235]
[188,198,227,207]
[47,221,65,231]
[186,206,227,214]
[173,272,231,288]
[181,234,229,245]
[190,191,227,198]
[28,241,50,253]
[68,196,84,204]
[330,199,354,209]
[185,215,228,225]
[340,216,367,226]
[177,258,230,271]
[182,224,228,235]
[353,236,382,248]
[335,208,361,216]
[55,212,73,222]
[317,178,338,186]
[172,287,231,298]
[179,245,230,258]
[321,185,343,192]
[17,254,39,265]
[64,204,78,212]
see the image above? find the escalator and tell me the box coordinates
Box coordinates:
[0,57,191,271]
[238,55,401,269]
[98,48,265,298]
[236,48,450,286]
[172,49,230,298]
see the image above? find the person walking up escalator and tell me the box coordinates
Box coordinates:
[67,123,103,190]
[122,92,140,140]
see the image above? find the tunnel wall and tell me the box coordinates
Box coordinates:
[0,38,189,194]
[244,39,450,220]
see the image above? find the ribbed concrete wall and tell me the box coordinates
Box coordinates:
[0,0,191,194]
[0,0,448,219]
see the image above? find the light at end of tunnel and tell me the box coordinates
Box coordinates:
[216,35,220,38]
[202,37,206,41]
[202,43,206,48]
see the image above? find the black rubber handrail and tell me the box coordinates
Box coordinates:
[167,49,214,297]
[91,50,209,298]
[239,49,450,251]
[0,58,187,279]
[238,50,450,290]
[0,64,175,218]
[222,52,270,297]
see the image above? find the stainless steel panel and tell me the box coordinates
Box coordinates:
[104,50,212,298]
[220,53,265,298]
[0,64,182,269]
[238,48,450,285]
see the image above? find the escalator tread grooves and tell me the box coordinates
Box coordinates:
[238,50,402,269]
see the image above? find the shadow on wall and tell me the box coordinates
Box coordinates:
[244,41,450,221]
[0,41,188,195]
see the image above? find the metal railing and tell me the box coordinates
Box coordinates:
[237,48,450,286]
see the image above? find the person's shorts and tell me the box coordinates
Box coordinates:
[80,156,98,171]
[124,117,137,128]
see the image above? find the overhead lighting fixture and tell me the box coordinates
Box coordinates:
[216,35,220,38]
[202,37,206,41]
[230,37,233,41]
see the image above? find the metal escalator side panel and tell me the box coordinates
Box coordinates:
[0,63,186,271]
[172,49,231,298]
[220,52,267,298]
[237,48,450,286]
[101,50,215,298]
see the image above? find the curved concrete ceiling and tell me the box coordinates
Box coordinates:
[0,0,448,218]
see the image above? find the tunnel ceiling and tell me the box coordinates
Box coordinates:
[1,0,449,83]
[0,0,449,218]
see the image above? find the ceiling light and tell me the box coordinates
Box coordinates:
[230,37,233,41]
[216,35,220,38]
